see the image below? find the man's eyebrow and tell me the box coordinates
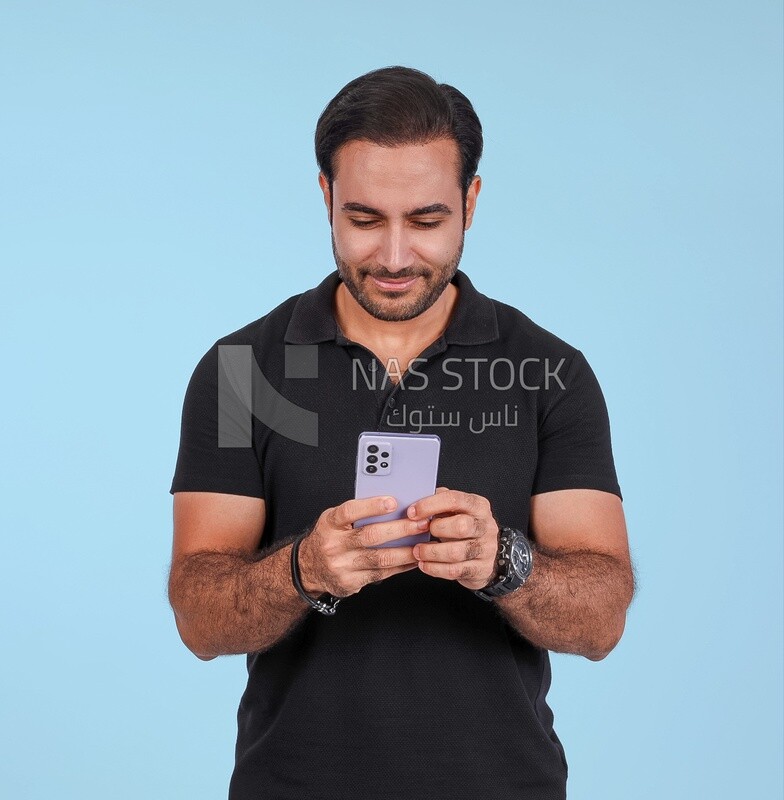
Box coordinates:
[340,202,453,217]
[408,203,452,216]
[341,202,382,215]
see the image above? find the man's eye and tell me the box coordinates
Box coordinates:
[349,218,378,228]
[412,220,442,229]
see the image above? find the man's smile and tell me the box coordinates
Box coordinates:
[369,275,421,292]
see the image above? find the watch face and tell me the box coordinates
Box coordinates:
[509,538,530,577]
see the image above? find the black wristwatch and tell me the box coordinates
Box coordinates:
[474,526,533,601]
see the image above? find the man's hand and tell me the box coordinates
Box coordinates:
[297,495,427,598]
[406,487,501,591]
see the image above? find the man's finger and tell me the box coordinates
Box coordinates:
[428,512,483,541]
[407,489,484,521]
[362,561,419,587]
[414,537,484,563]
[417,558,484,582]
[352,544,419,572]
[330,495,397,528]
[355,517,430,548]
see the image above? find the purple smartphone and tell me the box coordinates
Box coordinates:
[353,431,441,548]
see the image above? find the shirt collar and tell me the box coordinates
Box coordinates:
[283,269,499,346]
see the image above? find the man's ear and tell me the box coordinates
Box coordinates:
[464,175,482,231]
[318,172,332,223]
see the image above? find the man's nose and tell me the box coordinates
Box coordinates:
[377,225,413,273]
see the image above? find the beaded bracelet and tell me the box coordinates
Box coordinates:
[290,533,341,615]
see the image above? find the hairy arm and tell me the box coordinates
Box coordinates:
[168,493,315,660]
[494,489,635,660]
[409,487,634,661]
[169,543,313,661]
[168,492,421,660]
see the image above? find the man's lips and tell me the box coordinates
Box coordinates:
[369,275,420,291]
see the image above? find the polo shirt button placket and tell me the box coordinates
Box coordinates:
[379,391,399,430]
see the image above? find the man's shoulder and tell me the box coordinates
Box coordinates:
[210,271,337,350]
[489,295,580,358]
[210,289,308,350]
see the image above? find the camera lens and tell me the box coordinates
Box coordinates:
[380,461,388,469]
[366,455,378,464]
[366,465,377,474]
[380,451,389,458]
[367,445,379,454]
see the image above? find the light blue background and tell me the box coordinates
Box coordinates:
[1,2,781,798]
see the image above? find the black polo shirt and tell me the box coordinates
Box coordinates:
[171,269,621,800]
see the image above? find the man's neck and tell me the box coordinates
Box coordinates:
[333,281,459,356]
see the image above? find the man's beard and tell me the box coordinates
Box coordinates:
[331,233,465,322]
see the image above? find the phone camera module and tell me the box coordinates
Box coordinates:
[366,455,378,464]
[367,445,379,454]
[366,465,377,474]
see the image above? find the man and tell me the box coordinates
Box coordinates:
[168,66,634,800]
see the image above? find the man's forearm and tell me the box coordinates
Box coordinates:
[168,537,316,659]
[494,545,635,661]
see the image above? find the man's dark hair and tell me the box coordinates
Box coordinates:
[315,66,483,206]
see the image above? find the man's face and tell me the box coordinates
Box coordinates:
[319,138,480,322]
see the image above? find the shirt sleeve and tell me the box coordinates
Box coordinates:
[531,349,622,500]
[169,342,265,498]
